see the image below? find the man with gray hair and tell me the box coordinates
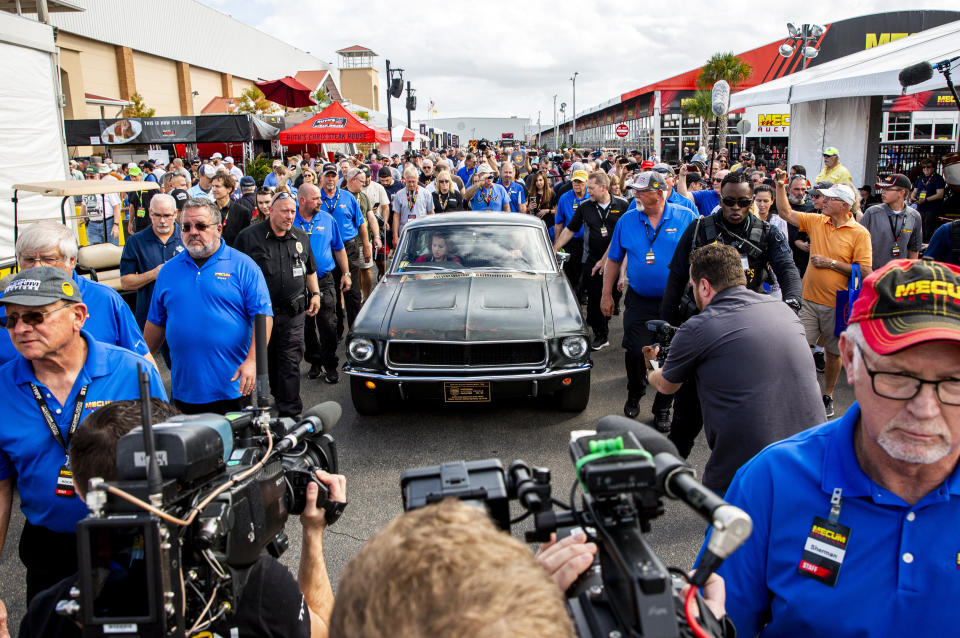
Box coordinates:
[144,198,273,414]
[0,222,153,366]
[391,165,434,245]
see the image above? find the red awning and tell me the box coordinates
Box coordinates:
[279,102,391,144]
[255,76,316,109]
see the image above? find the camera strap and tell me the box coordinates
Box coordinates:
[30,382,89,458]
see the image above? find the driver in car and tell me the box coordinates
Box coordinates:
[415,233,462,264]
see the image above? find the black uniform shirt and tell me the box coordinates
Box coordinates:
[566,195,629,261]
[234,220,317,313]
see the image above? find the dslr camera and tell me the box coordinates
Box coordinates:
[646,319,680,368]
[401,418,751,638]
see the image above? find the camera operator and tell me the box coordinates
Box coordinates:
[21,399,345,638]
[702,258,960,636]
[660,172,803,458]
[331,499,576,637]
[644,244,825,494]
[0,268,167,606]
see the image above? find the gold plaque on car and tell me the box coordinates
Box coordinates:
[443,381,491,403]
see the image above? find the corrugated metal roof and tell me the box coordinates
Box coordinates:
[50,0,335,82]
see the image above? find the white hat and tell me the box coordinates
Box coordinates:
[477,164,494,175]
[127,162,138,170]
[224,156,234,164]
[201,164,217,178]
[211,152,223,160]
[817,183,856,206]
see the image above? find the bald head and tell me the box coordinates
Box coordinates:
[298,183,321,216]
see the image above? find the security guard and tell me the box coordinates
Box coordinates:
[235,192,322,417]
[554,169,590,297]
[0,267,166,603]
[600,172,697,427]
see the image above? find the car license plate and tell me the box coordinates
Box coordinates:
[443,381,491,403]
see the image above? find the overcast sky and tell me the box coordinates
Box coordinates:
[200,1,949,124]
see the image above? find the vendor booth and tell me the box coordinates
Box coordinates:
[278,102,391,158]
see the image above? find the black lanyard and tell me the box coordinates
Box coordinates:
[597,201,613,227]
[323,189,340,215]
[887,211,904,241]
[644,215,667,247]
[30,383,89,454]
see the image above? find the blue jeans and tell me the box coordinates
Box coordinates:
[86,217,119,245]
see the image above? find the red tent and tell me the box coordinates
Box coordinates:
[279,102,390,144]
[255,76,316,109]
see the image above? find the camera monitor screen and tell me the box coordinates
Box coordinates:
[84,521,156,621]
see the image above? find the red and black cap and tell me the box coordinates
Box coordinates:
[849,258,960,354]
[875,173,912,190]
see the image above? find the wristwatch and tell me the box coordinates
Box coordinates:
[831,259,837,270]
[343,272,352,278]
[309,291,320,297]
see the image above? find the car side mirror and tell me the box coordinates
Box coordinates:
[555,251,571,265]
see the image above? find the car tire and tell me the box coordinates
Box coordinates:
[350,376,382,416]
[556,370,590,412]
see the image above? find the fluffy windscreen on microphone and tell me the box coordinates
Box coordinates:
[711,80,730,118]
[898,62,934,89]
[595,415,680,457]
[302,401,342,433]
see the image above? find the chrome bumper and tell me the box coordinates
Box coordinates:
[343,362,592,383]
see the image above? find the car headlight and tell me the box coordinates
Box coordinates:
[348,338,375,362]
[561,336,588,359]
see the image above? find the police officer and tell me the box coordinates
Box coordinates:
[554,169,590,298]
[555,170,628,351]
[660,171,803,457]
[234,193,322,417]
[294,185,352,384]
[0,267,166,604]
[600,172,697,427]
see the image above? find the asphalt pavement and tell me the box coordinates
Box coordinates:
[0,308,856,631]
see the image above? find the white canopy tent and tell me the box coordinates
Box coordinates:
[730,20,960,186]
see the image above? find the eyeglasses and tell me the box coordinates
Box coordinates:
[856,345,960,405]
[181,221,215,232]
[19,254,65,267]
[721,196,753,208]
[2,303,73,329]
[271,192,294,206]
[150,213,175,220]
[711,178,723,183]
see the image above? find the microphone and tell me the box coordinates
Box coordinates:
[711,80,730,117]
[899,62,934,89]
[302,401,342,433]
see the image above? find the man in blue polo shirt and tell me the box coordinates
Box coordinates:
[499,161,527,213]
[652,163,699,216]
[0,222,154,367]
[456,152,478,188]
[294,187,351,382]
[463,164,510,211]
[601,171,696,424]
[318,164,368,333]
[144,198,272,414]
[0,267,166,604]
[703,258,960,637]
[679,166,728,217]
[554,170,591,300]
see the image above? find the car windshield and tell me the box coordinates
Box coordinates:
[394,224,555,273]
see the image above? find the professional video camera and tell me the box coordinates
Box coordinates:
[646,319,680,369]
[401,418,751,638]
[56,315,342,638]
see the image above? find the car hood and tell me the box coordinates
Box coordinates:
[365,273,555,341]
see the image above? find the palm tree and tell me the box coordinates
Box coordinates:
[235,86,280,115]
[696,52,752,152]
[681,90,714,151]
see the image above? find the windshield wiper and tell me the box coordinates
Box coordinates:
[398,264,460,271]
[472,266,541,274]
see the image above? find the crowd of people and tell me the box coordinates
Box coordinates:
[0,139,958,637]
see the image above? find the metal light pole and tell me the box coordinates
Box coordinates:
[385,59,404,133]
[779,23,825,69]
[570,72,578,146]
[553,94,558,151]
[536,110,541,149]
[559,102,567,147]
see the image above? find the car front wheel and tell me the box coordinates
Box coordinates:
[556,370,590,412]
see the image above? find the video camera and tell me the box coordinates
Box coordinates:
[646,319,680,368]
[57,315,342,638]
[400,418,751,638]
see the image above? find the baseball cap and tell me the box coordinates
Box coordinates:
[849,258,960,355]
[640,160,656,170]
[652,163,675,177]
[740,151,755,160]
[127,162,138,170]
[0,267,83,308]
[201,164,217,179]
[876,173,912,190]
[84,166,98,175]
[571,170,589,182]
[211,152,223,160]
[817,183,856,206]
[224,156,234,164]
[823,147,839,157]
[191,157,201,163]
[477,164,494,175]
[239,176,256,190]
[806,179,833,196]
[378,166,393,179]
[128,166,142,177]
[629,171,668,192]
[321,163,338,175]
[271,160,283,168]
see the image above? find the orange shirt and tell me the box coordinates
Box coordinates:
[797,212,872,307]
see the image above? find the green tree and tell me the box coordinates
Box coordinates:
[236,86,280,115]
[696,52,752,152]
[681,90,714,151]
[298,86,333,113]
[353,110,370,122]
[122,93,155,117]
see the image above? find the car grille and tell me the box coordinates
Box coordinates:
[387,341,547,368]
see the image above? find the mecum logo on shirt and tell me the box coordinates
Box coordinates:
[214,272,232,280]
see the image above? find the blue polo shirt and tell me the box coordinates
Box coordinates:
[555,189,590,239]
[293,210,344,277]
[667,189,699,215]
[0,272,149,365]
[457,166,476,187]
[606,203,696,297]
[925,221,959,265]
[120,225,186,327]
[500,180,527,212]
[147,242,272,403]
[320,187,365,242]
[704,403,960,637]
[0,331,166,533]
[692,189,720,217]
[186,184,213,201]
[470,183,510,211]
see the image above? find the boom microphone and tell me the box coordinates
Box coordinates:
[711,80,730,117]
[899,61,934,90]
[302,401,342,433]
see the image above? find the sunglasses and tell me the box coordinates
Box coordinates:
[438,179,451,183]
[181,221,215,232]
[721,196,753,208]
[271,192,294,206]
[2,303,73,329]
